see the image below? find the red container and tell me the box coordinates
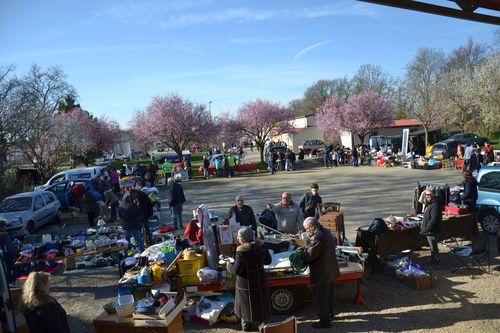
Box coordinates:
[445,205,469,215]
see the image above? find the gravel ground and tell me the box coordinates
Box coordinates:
[38,160,500,332]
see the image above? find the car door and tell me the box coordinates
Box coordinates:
[41,192,58,220]
[32,195,47,228]
[45,181,70,209]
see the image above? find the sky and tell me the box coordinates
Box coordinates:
[1,0,498,128]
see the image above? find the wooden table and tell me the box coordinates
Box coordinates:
[93,311,184,333]
[355,214,475,257]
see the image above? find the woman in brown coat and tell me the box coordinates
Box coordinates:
[228,227,272,331]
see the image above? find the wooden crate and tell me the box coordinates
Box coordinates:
[400,274,437,290]
[319,211,345,245]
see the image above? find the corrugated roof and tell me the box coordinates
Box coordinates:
[387,119,422,128]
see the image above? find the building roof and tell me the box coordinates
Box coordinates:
[387,119,422,128]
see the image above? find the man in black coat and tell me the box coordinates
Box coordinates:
[167,178,186,229]
[228,227,272,331]
[227,196,257,232]
[301,217,340,329]
[130,189,154,246]
[300,183,322,219]
[420,190,443,265]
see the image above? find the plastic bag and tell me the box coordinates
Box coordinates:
[196,267,219,283]
[194,297,226,326]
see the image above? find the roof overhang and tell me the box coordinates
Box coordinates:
[358,0,500,25]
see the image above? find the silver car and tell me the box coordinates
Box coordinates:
[0,191,61,237]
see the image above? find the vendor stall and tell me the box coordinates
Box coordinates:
[355,213,475,257]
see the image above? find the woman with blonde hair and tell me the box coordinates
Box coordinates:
[22,271,70,333]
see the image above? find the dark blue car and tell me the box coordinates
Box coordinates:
[45,180,105,210]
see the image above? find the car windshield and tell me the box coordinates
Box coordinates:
[0,197,32,212]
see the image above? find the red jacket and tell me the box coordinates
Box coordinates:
[184,219,203,245]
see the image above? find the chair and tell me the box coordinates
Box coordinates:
[447,233,491,274]
[259,316,297,333]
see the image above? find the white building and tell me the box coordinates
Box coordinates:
[275,115,325,152]
[340,119,423,149]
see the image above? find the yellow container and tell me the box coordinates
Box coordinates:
[177,251,205,285]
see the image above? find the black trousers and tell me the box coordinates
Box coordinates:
[315,283,335,322]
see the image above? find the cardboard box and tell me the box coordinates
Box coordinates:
[216,225,238,257]
[133,291,186,329]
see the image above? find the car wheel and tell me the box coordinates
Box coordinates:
[27,221,36,235]
[479,210,500,236]
[270,287,299,315]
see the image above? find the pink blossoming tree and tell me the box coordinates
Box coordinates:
[237,99,293,163]
[317,91,394,143]
[57,107,120,166]
[132,94,215,158]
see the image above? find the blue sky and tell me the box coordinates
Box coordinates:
[1,0,497,128]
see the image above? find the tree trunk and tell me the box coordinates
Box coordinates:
[258,143,265,163]
[423,125,429,149]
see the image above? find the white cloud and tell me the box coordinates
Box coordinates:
[294,40,333,60]
[98,2,378,29]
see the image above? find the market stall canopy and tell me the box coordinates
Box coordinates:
[358,0,500,25]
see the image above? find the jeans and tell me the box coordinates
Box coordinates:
[125,228,145,252]
[352,157,359,167]
[427,235,440,263]
[171,204,184,228]
[315,283,335,323]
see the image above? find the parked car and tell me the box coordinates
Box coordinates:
[476,165,500,235]
[34,166,107,192]
[0,191,61,237]
[444,133,488,146]
[432,141,461,157]
[298,140,325,155]
[45,179,105,210]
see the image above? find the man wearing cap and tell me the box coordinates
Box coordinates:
[227,196,257,231]
[301,217,339,329]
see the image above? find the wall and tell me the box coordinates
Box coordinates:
[280,127,325,152]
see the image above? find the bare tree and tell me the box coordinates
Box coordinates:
[16,65,76,181]
[0,66,34,194]
[290,78,352,116]
[352,64,396,102]
[441,38,490,132]
[404,48,446,147]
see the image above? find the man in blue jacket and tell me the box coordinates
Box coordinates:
[167,178,186,229]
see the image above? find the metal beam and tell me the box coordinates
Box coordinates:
[358,0,500,25]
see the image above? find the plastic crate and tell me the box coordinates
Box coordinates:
[177,252,205,285]
[444,205,469,215]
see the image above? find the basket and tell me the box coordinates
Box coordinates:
[177,250,206,285]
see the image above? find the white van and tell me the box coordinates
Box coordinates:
[34,166,108,192]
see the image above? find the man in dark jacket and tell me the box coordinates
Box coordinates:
[167,178,186,229]
[461,170,478,214]
[301,217,340,329]
[130,189,154,245]
[228,227,272,331]
[118,194,145,252]
[300,183,322,219]
[227,196,257,232]
[420,190,442,265]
